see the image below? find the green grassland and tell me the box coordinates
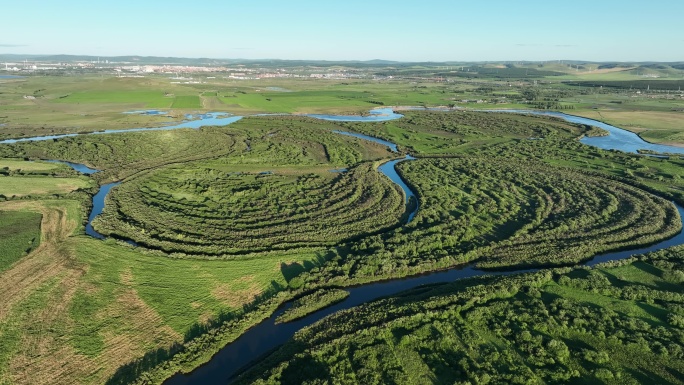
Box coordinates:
[0,199,330,385]
[0,159,61,172]
[93,110,684,384]
[1,70,683,145]
[69,237,324,341]
[0,116,394,183]
[0,210,41,272]
[0,175,93,197]
[2,70,684,385]
[237,247,684,385]
[54,90,173,107]
[170,95,201,109]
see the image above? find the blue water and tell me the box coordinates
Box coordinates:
[0,113,243,144]
[332,130,399,152]
[378,156,419,222]
[0,75,24,79]
[122,110,168,115]
[85,182,120,239]
[307,107,404,122]
[494,110,684,155]
[44,159,99,174]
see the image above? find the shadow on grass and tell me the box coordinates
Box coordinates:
[105,281,284,385]
[105,251,332,385]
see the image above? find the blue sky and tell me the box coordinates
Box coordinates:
[1,0,682,61]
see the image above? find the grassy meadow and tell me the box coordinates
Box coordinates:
[0,159,62,173]
[1,67,683,144]
[0,198,328,385]
[0,210,42,273]
[0,176,93,197]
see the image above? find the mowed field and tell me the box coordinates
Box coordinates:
[0,199,325,385]
[572,109,684,145]
[0,159,61,172]
[0,157,335,385]
[0,176,93,197]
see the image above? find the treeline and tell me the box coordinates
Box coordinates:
[565,80,684,91]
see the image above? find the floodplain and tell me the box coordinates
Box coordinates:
[1,62,684,385]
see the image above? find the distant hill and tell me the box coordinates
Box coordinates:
[0,54,683,71]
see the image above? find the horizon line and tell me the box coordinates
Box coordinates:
[0,53,683,64]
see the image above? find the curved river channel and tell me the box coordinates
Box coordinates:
[3,108,684,384]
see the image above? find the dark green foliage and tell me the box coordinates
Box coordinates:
[236,247,684,385]
[276,289,349,324]
[0,210,42,272]
[337,111,587,155]
[567,80,684,91]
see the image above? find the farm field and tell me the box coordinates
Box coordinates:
[2,69,684,146]
[0,159,62,172]
[0,176,93,197]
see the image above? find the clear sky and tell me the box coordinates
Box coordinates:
[1,0,682,62]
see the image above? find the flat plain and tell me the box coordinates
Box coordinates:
[0,62,683,385]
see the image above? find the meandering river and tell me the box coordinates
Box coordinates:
[165,199,684,385]
[3,107,683,384]
[488,110,684,155]
[161,110,684,385]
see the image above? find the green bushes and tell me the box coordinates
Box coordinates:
[235,247,684,385]
[94,162,404,256]
[291,154,680,288]
[276,288,349,324]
